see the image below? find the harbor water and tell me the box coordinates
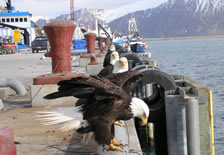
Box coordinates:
[146,38,224,155]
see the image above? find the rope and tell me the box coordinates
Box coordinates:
[31,57,62,101]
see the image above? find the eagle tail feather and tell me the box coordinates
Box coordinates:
[82,132,94,144]
[36,107,85,132]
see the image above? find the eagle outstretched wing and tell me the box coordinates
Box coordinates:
[38,74,148,148]
[105,70,143,95]
[44,75,129,106]
[43,76,132,139]
[97,64,114,78]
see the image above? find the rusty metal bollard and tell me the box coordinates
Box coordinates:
[97,37,105,55]
[110,38,113,46]
[44,20,75,73]
[81,33,99,65]
[33,20,88,85]
[85,33,96,54]
[89,53,98,65]
[105,38,108,47]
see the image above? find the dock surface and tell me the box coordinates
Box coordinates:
[0,51,85,86]
[0,51,98,154]
[0,107,98,155]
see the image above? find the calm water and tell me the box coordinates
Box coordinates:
[145,38,224,154]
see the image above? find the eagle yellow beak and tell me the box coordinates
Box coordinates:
[113,55,118,60]
[141,116,148,126]
[121,60,127,67]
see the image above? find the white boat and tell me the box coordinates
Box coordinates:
[113,17,148,53]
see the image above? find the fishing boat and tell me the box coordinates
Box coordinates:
[113,17,147,53]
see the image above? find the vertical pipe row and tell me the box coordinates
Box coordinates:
[165,95,188,155]
[165,91,200,155]
[185,98,200,155]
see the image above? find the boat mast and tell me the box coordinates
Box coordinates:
[128,17,140,37]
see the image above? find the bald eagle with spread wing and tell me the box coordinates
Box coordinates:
[37,75,149,152]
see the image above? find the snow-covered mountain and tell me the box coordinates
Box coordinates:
[103,0,168,22]
[34,0,169,26]
[35,8,106,29]
[33,0,169,27]
[31,16,49,22]
[34,0,224,38]
[168,0,224,13]
[109,0,224,38]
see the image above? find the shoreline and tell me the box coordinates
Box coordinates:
[143,35,224,41]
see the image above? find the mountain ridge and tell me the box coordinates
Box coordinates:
[109,0,224,38]
[35,0,224,38]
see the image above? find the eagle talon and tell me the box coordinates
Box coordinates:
[112,138,126,147]
[114,121,123,127]
[106,144,124,152]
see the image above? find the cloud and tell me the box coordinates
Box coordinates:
[1,0,167,19]
[1,0,140,18]
[104,0,168,22]
[13,0,70,18]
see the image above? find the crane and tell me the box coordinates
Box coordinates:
[5,0,12,12]
[70,0,75,21]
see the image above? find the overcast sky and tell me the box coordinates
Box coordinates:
[0,0,145,18]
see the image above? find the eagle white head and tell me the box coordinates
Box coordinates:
[112,57,128,73]
[110,51,119,65]
[130,97,149,126]
[108,44,116,51]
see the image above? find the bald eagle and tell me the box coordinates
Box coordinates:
[103,44,116,67]
[103,44,128,69]
[37,75,149,152]
[111,57,128,74]
[76,56,129,107]
[97,51,119,77]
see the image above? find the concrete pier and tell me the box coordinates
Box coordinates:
[0,50,143,154]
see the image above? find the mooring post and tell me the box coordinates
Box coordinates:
[33,20,87,85]
[185,98,200,155]
[105,38,108,47]
[44,20,75,74]
[110,38,113,46]
[97,36,105,55]
[81,32,100,65]
[165,92,188,155]
[0,128,17,155]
